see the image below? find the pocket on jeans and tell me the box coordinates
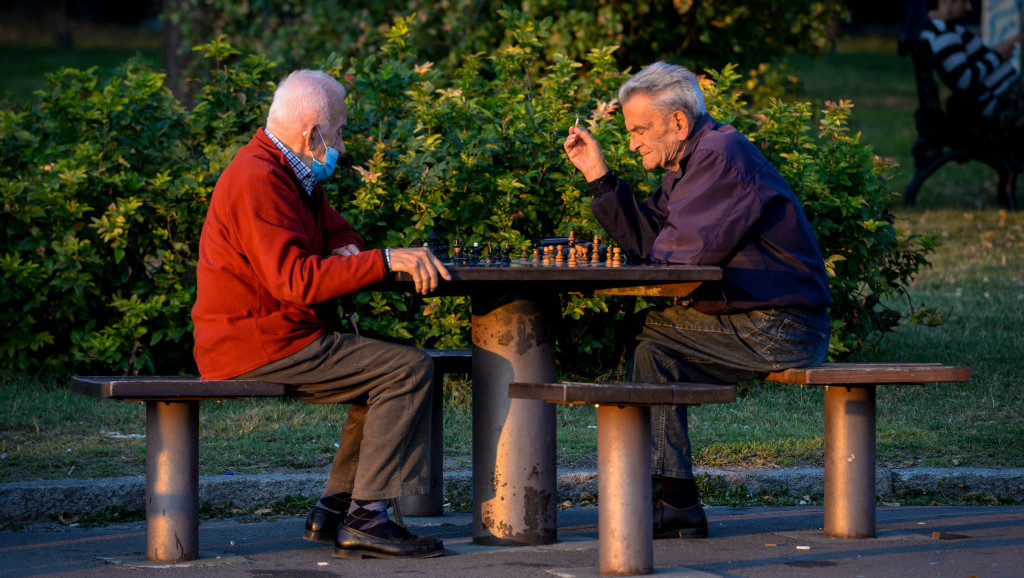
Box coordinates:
[752,312,829,368]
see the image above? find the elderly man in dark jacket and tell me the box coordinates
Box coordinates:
[563,61,831,539]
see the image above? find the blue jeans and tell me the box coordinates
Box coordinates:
[629,306,830,479]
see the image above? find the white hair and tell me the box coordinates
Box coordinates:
[266,70,346,130]
[618,62,706,125]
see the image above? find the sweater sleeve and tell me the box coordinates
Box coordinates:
[317,187,366,252]
[925,22,1000,97]
[229,170,384,306]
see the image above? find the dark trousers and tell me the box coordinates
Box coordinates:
[238,331,434,500]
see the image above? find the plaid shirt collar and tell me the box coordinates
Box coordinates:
[265,128,316,196]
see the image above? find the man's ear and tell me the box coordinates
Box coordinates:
[300,123,320,158]
[672,111,690,141]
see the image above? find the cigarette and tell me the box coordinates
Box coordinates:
[574,115,579,128]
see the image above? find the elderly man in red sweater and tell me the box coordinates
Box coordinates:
[192,69,450,559]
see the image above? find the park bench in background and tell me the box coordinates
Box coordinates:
[69,348,470,563]
[900,35,1020,210]
[509,381,736,576]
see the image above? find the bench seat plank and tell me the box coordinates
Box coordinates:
[767,363,970,385]
[70,376,286,400]
[509,381,736,406]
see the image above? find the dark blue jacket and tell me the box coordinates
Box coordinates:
[589,116,830,314]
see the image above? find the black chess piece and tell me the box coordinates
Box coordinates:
[426,231,442,260]
[501,242,512,266]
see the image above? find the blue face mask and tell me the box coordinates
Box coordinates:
[311,126,340,182]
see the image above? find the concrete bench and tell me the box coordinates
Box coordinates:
[508,381,737,576]
[765,362,971,539]
[69,348,470,563]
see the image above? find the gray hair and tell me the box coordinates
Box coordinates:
[266,70,346,129]
[618,62,706,125]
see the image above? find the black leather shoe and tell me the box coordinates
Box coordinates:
[334,521,445,559]
[653,500,708,539]
[304,505,345,543]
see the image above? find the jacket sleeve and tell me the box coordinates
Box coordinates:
[588,171,665,261]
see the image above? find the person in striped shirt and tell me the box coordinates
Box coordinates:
[921,0,1024,128]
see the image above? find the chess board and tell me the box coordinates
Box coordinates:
[377,233,721,296]
[425,233,626,268]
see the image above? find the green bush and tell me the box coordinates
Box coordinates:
[165,1,847,99]
[0,12,932,376]
[0,39,279,374]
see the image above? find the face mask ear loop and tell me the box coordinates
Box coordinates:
[314,125,330,163]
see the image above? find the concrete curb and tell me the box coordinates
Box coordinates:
[3,467,1023,524]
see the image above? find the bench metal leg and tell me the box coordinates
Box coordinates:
[471,291,557,545]
[823,385,876,538]
[597,404,653,575]
[396,371,445,516]
[145,400,200,562]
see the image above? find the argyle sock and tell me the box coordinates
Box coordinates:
[344,499,391,537]
[317,491,351,515]
[654,475,700,509]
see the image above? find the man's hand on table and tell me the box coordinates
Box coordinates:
[389,247,451,294]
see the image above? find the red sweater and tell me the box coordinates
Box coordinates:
[192,128,387,379]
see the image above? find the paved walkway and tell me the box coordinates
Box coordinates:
[3,505,1023,577]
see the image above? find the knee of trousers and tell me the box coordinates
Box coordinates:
[396,347,434,393]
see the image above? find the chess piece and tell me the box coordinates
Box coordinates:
[532,248,541,264]
[611,246,623,267]
[426,231,441,259]
[452,237,463,266]
[469,242,481,266]
[521,245,529,262]
[501,242,512,266]
[555,245,564,263]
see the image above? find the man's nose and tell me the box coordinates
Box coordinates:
[629,134,640,152]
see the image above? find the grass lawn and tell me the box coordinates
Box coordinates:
[0,22,160,103]
[1,33,1022,510]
